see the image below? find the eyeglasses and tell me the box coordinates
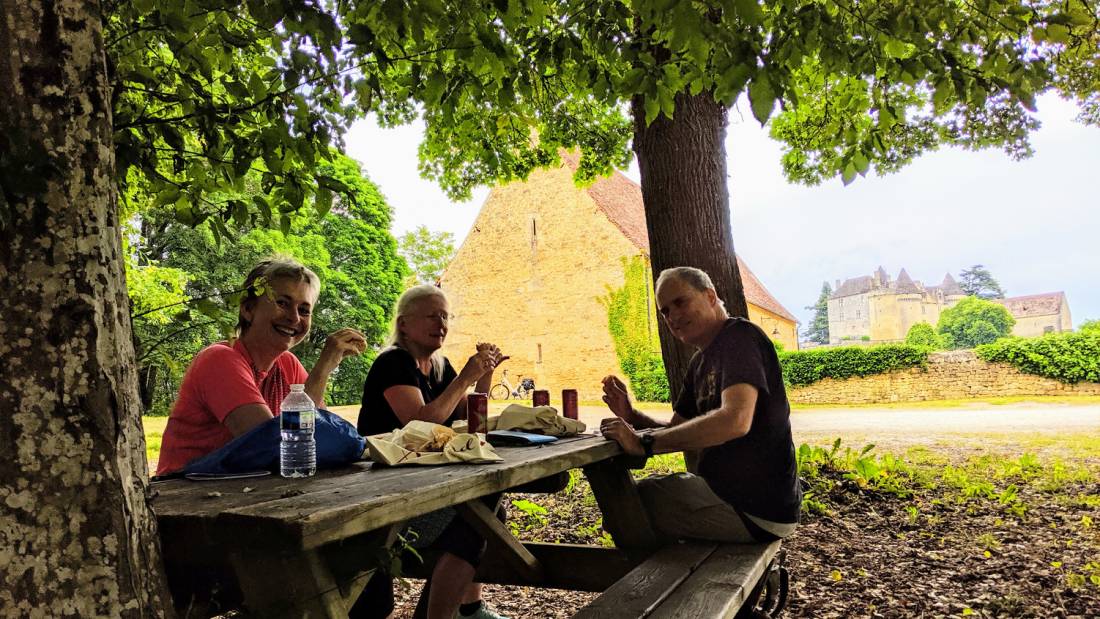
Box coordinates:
[420,312,452,323]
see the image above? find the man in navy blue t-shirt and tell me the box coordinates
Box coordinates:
[601,267,801,543]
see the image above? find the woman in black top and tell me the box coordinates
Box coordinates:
[353,284,507,619]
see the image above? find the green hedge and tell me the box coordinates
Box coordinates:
[780,344,929,387]
[623,352,671,402]
[975,331,1100,383]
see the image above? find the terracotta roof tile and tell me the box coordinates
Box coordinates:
[994,293,1065,318]
[561,154,798,323]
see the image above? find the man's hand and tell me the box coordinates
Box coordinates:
[601,375,635,422]
[600,417,645,456]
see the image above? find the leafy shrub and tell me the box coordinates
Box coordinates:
[905,322,943,349]
[937,296,1015,349]
[1079,319,1100,334]
[976,331,1100,383]
[602,257,671,402]
[626,352,671,402]
[781,344,929,387]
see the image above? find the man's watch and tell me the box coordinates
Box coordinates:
[639,432,656,458]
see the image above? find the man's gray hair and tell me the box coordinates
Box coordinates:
[386,284,447,381]
[656,266,716,293]
[655,266,727,313]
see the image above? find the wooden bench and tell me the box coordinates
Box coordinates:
[573,540,786,619]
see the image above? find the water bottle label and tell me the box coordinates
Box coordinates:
[282,409,315,431]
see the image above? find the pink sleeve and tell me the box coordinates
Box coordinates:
[189,345,267,422]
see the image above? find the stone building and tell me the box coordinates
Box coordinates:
[439,155,798,400]
[994,292,1073,337]
[829,267,1073,344]
[828,267,967,344]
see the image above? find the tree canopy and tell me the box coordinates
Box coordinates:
[937,296,1016,348]
[959,264,1007,299]
[339,0,1097,193]
[128,154,407,411]
[804,281,832,344]
[398,225,456,285]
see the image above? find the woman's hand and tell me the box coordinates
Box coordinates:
[475,342,508,367]
[458,348,498,385]
[601,375,636,423]
[317,328,367,369]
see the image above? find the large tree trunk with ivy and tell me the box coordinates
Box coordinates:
[0,1,172,615]
[632,91,749,401]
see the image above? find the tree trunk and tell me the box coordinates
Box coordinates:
[632,91,748,402]
[0,2,173,615]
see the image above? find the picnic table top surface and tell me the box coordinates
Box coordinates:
[152,433,622,551]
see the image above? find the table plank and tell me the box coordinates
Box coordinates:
[153,435,620,552]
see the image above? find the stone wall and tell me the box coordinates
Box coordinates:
[788,350,1100,404]
[440,163,639,402]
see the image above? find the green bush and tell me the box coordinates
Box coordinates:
[1079,319,1100,334]
[905,322,944,349]
[627,352,671,402]
[976,331,1100,383]
[780,344,929,387]
[603,257,671,402]
[937,296,1015,349]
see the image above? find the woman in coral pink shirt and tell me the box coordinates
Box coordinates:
[156,258,365,476]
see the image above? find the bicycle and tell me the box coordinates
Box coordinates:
[490,369,535,400]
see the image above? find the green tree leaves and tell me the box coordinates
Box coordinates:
[398,226,456,286]
[937,296,1016,349]
[803,281,832,345]
[959,265,1007,299]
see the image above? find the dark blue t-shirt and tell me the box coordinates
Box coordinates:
[357,346,458,436]
[674,318,802,523]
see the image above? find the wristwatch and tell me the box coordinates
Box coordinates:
[639,432,656,458]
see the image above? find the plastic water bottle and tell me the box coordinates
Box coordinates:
[280,384,316,478]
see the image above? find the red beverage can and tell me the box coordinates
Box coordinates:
[562,389,578,420]
[532,389,550,407]
[467,392,488,434]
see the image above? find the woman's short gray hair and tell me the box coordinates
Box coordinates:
[237,256,320,334]
[387,284,448,381]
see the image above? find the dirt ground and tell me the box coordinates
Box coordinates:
[376,402,1100,619]
[386,432,1100,618]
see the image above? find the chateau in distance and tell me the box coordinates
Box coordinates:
[828,266,1072,345]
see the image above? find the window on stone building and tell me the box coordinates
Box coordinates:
[531,217,537,248]
[1043,326,1054,334]
[537,343,543,364]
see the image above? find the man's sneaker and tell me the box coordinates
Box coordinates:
[457,603,510,619]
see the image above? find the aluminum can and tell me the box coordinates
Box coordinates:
[467,392,488,434]
[532,389,550,407]
[561,389,578,420]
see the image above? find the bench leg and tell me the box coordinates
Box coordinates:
[736,549,790,619]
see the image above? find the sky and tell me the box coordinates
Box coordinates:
[344,93,1100,333]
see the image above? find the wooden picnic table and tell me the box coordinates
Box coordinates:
[152,433,658,618]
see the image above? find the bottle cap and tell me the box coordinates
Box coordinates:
[290,384,305,391]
